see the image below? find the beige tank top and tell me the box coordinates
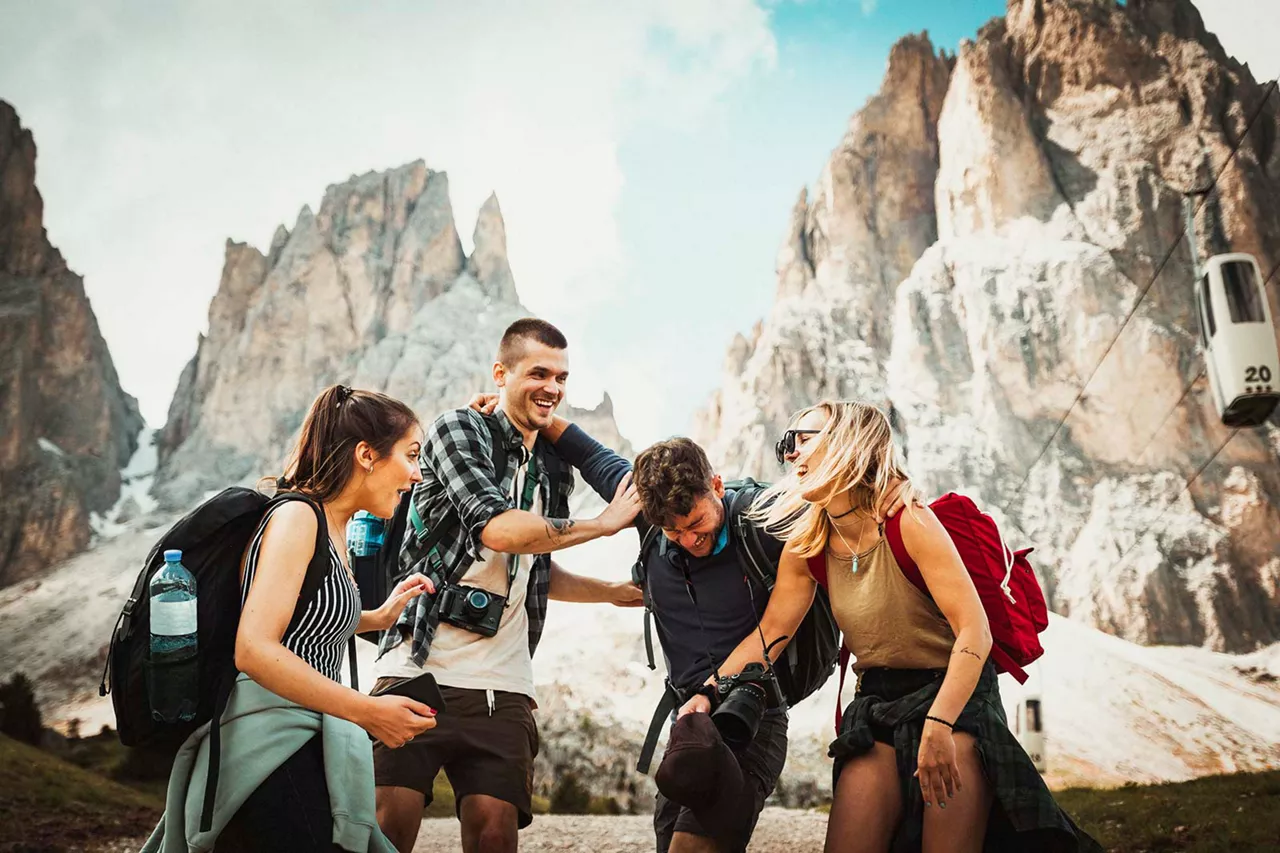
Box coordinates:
[827,535,956,673]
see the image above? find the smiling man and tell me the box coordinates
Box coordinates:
[372,318,643,853]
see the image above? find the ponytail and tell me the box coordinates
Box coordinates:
[272,384,418,503]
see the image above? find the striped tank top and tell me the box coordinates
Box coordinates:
[240,503,361,682]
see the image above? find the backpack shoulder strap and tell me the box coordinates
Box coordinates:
[480,411,511,482]
[807,553,828,589]
[267,493,332,608]
[635,525,664,671]
[727,486,778,591]
[633,525,677,775]
[803,550,849,732]
[884,512,926,595]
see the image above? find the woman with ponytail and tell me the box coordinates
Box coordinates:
[723,401,1099,852]
[207,385,439,852]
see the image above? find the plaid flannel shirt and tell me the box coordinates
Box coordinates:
[376,407,574,667]
[829,664,1102,851]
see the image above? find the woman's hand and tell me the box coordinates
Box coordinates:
[372,573,434,631]
[915,719,961,808]
[357,694,437,748]
[467,392,500,414]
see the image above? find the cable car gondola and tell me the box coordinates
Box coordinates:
[1184,189,1279,428]
[1194,253,1279,427]
[1012,693,1046,773]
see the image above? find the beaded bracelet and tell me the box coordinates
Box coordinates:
[924,715,955,729]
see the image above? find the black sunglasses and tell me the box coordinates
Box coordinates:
[774,429,820,465]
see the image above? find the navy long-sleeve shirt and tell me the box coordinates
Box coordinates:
[556,425,767,694]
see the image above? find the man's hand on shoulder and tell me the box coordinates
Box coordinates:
[464,391,571,442]
[876,477,926,523]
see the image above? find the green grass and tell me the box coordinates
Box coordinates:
[813,770,1280,852]
[0,733,163,850]
[1054,771,1280,852]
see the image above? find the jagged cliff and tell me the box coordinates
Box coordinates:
[695,0,1280,652]
[155,161,628,508]
[0,101,144,587]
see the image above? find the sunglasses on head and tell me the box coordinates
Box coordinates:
[774,429,820,465]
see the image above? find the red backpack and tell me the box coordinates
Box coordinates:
[809,492,1048,731]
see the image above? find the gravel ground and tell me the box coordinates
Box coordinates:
[411,808,829,852]
[85,809,829,852]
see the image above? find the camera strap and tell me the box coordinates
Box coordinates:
[668,545,723,684]
[502,449,541,599]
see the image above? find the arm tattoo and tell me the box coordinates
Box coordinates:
[545,518,576,540]
[952,646,983,662]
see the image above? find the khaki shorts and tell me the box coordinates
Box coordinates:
[372,679,540,828]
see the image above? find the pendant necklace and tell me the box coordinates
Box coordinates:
[831,519,863,574]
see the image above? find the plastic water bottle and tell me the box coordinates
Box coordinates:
[349,511,386,557]
[148,549,198,723]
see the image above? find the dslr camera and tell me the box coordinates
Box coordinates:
[711,661,786,749]
[437,584,506,637]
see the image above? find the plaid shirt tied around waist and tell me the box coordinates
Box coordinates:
[376,408,574,667]
[830,662,1102,852]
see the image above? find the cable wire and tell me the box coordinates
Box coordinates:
[997,77,1280,518]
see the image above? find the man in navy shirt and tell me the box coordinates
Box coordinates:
[546,419,785,853]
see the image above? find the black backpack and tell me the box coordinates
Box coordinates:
[632,478,841,772]
[99,487,345,830]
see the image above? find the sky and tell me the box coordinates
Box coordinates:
[0,0,1274,447]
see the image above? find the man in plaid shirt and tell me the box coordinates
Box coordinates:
[373,318,643,853]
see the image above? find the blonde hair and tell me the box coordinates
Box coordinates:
[753,400,912,558]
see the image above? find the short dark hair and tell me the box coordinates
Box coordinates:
[498,318,568,367]
[632,438,716,529]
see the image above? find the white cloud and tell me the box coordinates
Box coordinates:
[861,0,878,15]
[0,0,775,425]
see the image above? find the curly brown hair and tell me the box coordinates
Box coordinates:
[632,438,716,529]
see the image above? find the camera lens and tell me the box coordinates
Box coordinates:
[465,589,491,617]
[712,682,767,750]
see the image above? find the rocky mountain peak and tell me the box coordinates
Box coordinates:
[695,0,1280,652]
[154,161,626,508]
[0,102,56,278]
[467,192,518,303]
[0,101,143,586]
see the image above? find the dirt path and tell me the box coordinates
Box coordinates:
[87,808,829,852]
[411,808,829,852]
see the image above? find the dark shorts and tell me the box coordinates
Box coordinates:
[372,679,540,829]
[217,735,342,852]
[653,712,788,853]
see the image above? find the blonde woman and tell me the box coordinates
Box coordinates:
[715,401,1100,853]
